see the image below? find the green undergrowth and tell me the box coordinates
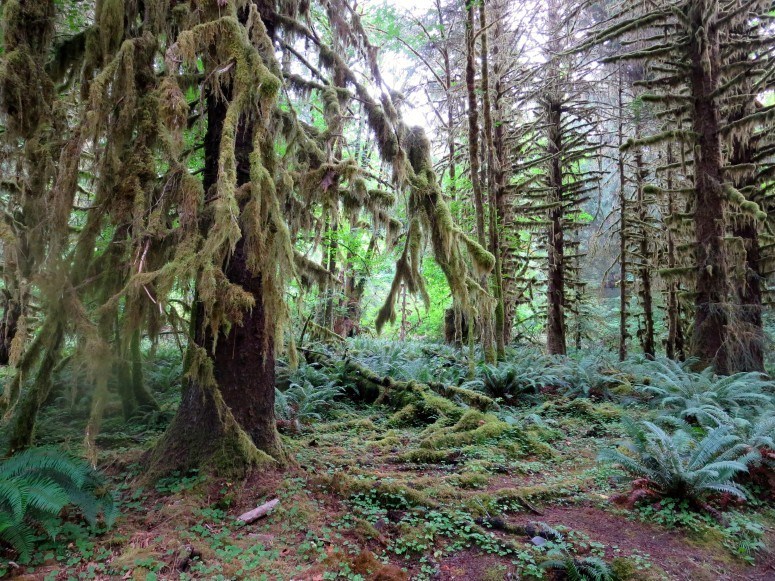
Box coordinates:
[5,341,775,579]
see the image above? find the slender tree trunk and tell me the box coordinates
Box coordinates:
[0,299,21,366]
[617,70,628,361]
[463,0,495,362]
[634,129,655,358]
[130,328,158,411]
[479,0,505,359]
[665,144,684,360]
[728,116,764,371]
[464,0,486,246]
[490,0,512,345]
[436,0,457,203]
[688,7,729,372]
[546,97,566,356]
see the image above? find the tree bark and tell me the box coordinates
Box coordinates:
[480,0,506,359]
[464,0,486,247]
[149,58,284,476]
[546,97,566,356]
[634,124,655,358]
[617,69,628,361]
[688,5,729,372]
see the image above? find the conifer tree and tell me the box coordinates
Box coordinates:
[580,0,775,372]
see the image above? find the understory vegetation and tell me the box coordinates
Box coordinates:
[2,338,774,579]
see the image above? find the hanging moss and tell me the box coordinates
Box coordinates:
[0,49,54,139]
[97,0,126,62]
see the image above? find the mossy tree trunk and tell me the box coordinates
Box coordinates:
[149,71,284,477]
[546,97,566,356]
[617,68,628,362]
[633,129,655,359]
[5,322,64,454]
[688,6,729,373]
[480,0,506,359]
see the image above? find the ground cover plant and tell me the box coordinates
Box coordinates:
[3,338,774,579]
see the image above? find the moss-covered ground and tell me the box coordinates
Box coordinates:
[10,385,775,581]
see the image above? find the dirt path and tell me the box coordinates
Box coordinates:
[506,504,775,580]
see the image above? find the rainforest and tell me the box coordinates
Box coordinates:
[1,0,774,579]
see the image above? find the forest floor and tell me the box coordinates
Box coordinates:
[10,385,775,581]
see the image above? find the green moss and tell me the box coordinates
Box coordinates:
[610,557,637,579]
[538,398,622,422]
[419,411,511,449]
[456,472,489,489]
[328,474,439,509]
[396,448,456,464]
[316,418,376,433]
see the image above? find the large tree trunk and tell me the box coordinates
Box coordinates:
[148,71,284,477]
[688,7,729,372]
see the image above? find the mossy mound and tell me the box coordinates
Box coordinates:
[537,398,622,422]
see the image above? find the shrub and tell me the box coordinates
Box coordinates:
[275,377,344,424]
[550,355,623,399]
[465,358,560,403]
[0,447,117,562]
[541,550,614,581]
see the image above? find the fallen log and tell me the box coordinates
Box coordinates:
[237,498,280,524]
[302,348,495,413]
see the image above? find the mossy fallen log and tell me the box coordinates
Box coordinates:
[302,349,495,416]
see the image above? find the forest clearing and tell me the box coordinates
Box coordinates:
[1,0,775,579]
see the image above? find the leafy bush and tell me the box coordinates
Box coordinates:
[599,419,752,505]
[634,359,773,426]
[541,550,614,580]
[0,448,117,562]
[348,338,468,386]
[732,410,775,496]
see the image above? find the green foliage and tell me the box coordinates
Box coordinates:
[599,419,752,503]
[634,358,774,426]
[275,364,344,424]
[550,355,623,399]
[0,447,117,563]
[541,550,614,581]
[465,354,560,403]
[346,337,467,386]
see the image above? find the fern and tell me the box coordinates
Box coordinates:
[541,549,614,580]
[275,378,344,424]
[634,359,773,425]
[550,355,623,399]
[462,351,560,404]
[0,448,117,562]
[599,419,751,503]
